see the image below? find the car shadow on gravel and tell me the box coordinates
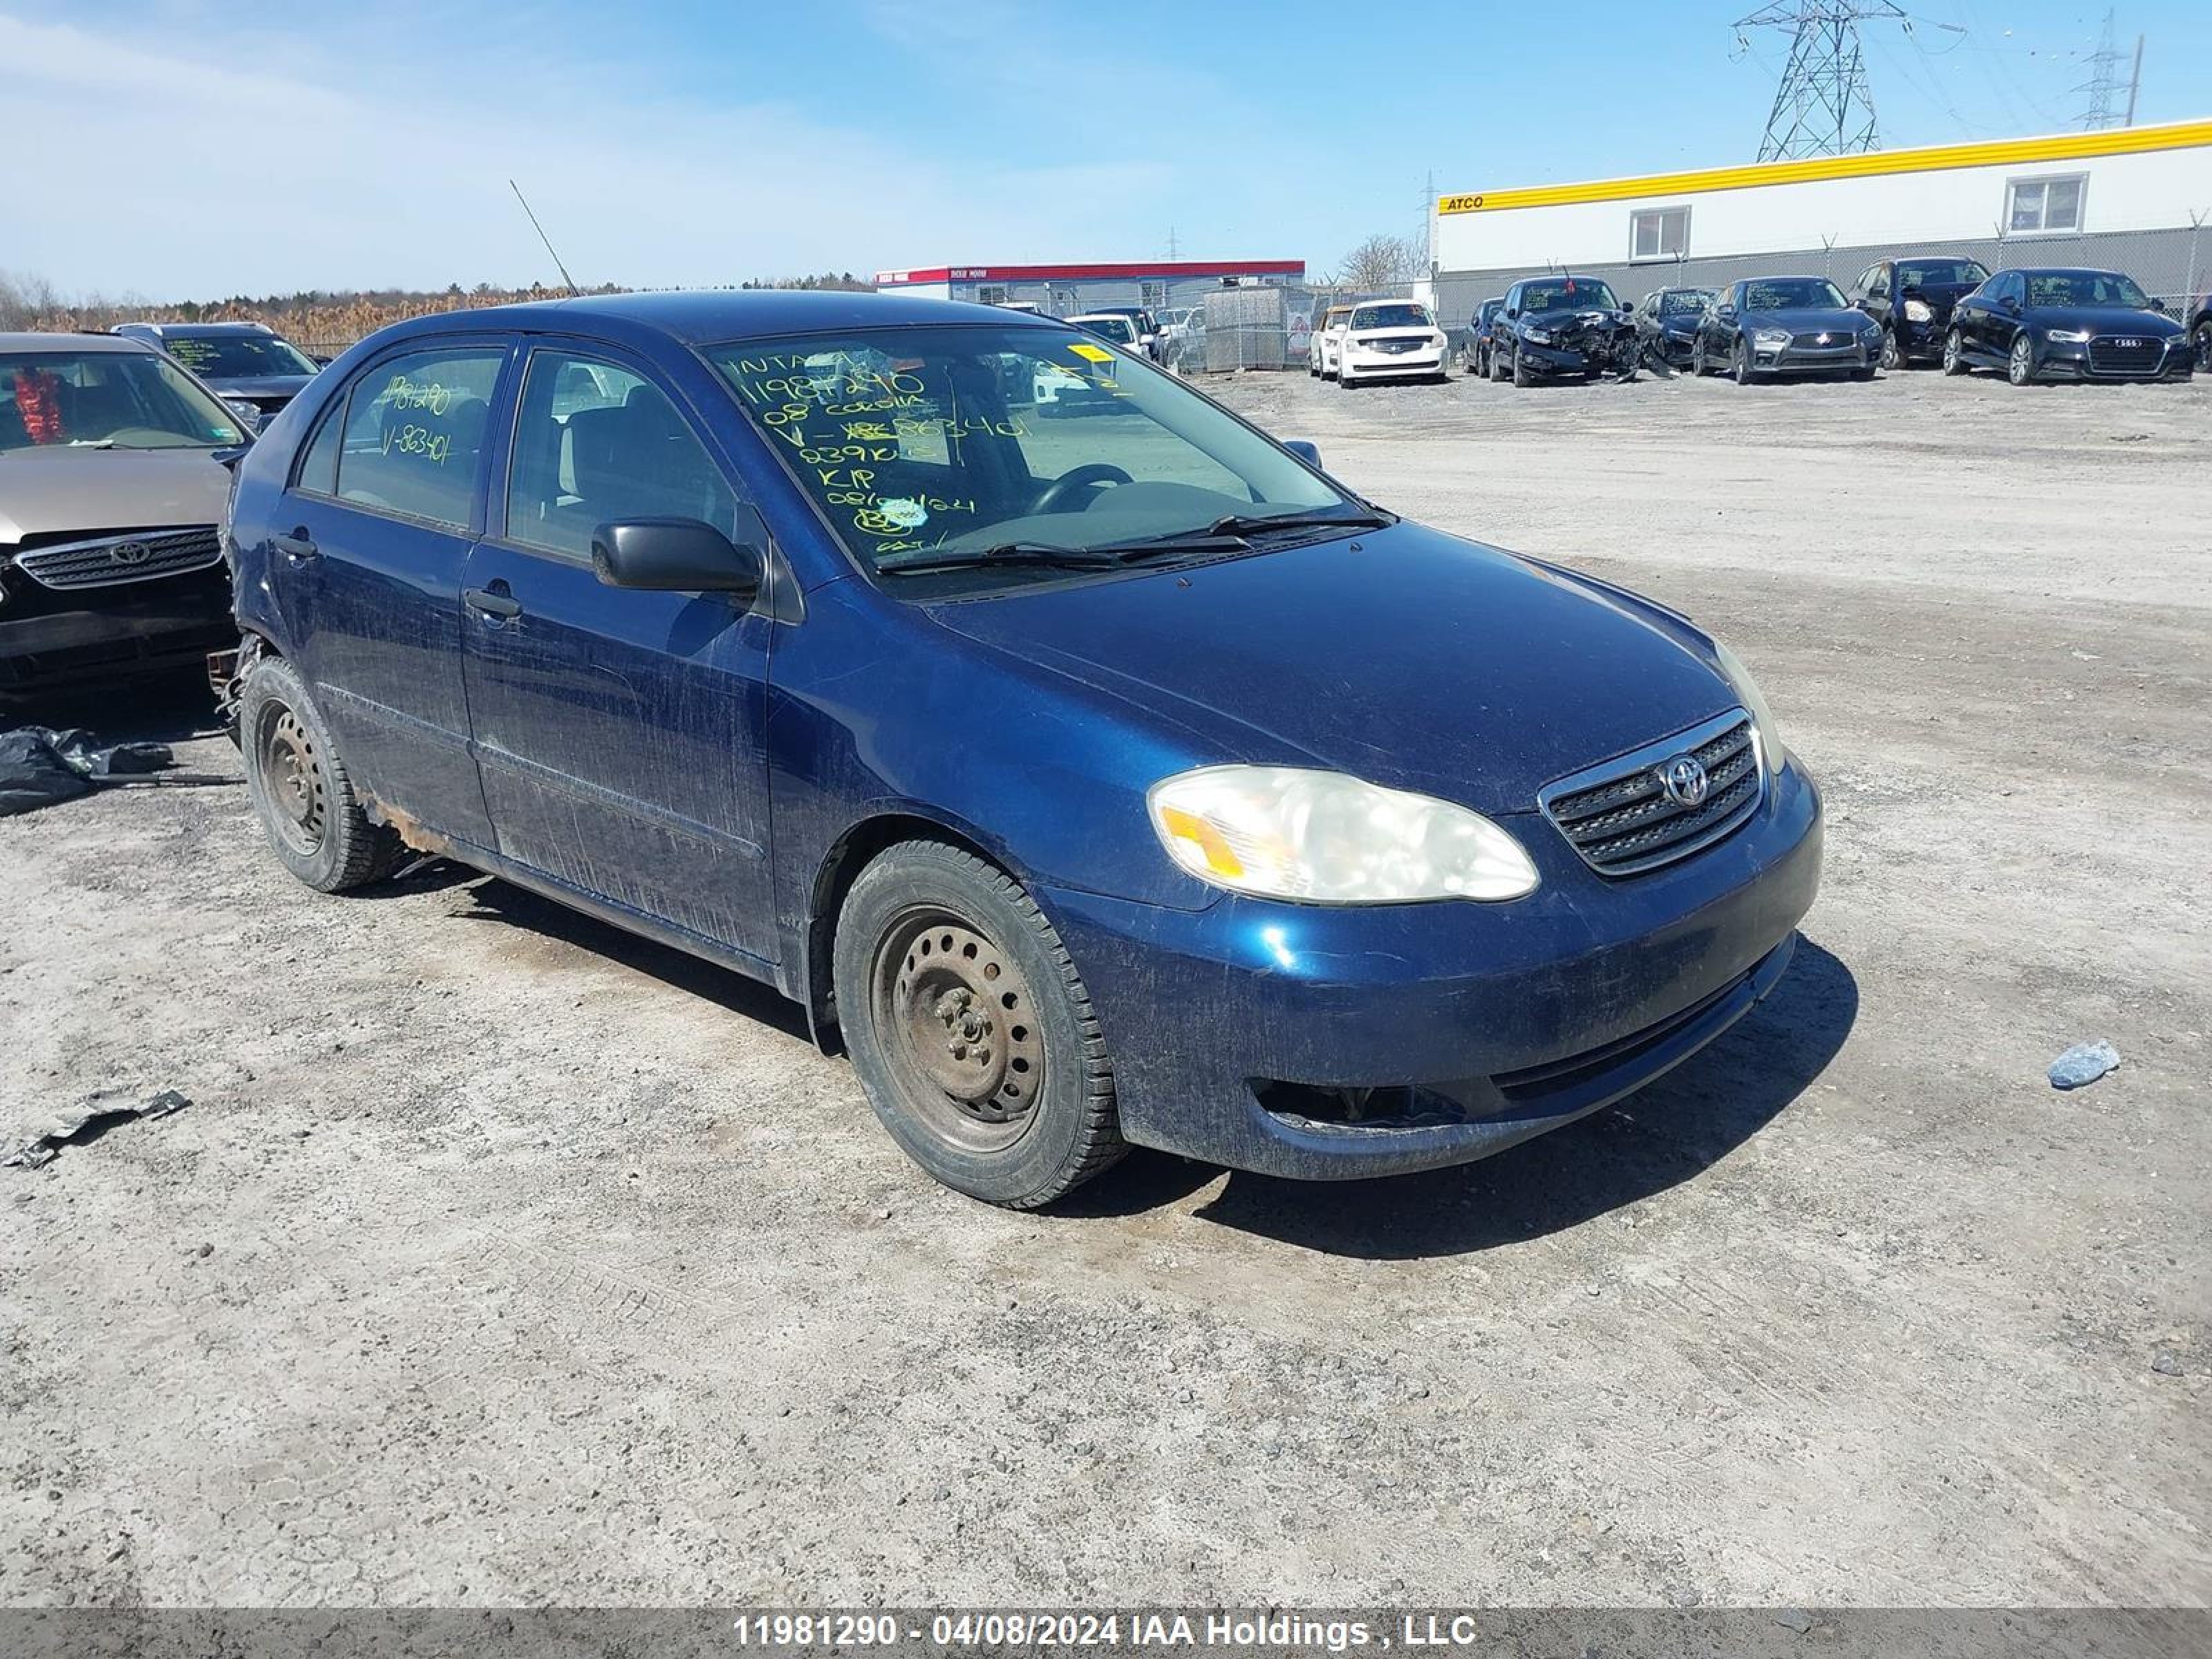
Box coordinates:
[1066,939,1857,1258]
[448,875,816,1042]
[2,668,221,743]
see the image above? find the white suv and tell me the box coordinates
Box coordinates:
[1337,300,1447,387]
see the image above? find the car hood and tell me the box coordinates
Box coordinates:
[924,521,1737,815]
[1743,306,1865,333]
[2028,306,2182,337]
[201,373,317,399]
[1526,308,1627,332]
[0,446,236,545]
[1902,280,1979,310]
[1347,326,1440,341]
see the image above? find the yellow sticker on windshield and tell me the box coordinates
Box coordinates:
[1067,342,1114,362]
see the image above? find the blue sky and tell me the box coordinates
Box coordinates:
[6,0,2206,297]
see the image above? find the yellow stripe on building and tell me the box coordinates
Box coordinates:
[1437,118,2212,214]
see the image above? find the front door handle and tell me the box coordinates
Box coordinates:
[273,527,318,562]
[464,586,523,620]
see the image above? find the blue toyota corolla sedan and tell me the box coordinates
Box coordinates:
[221,292,1821,1208]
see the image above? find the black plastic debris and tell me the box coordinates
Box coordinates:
[0,727,174,817]
[4,1089,190,1170]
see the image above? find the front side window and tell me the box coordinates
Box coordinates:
[2008,175,2086,234]
[1631,206,1690,262]
[505,351,738,560]
[331,346,507,529]
[712,326,1349,594]
[162,332,319,379]
[0,349,244,453]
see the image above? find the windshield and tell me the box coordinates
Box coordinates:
[711,326,1352,592]
[1742,278,1848,311]
[1898,260,1989,290]
[1349,303,1432,330]
[160,331,318,379]
[2024,270,2151,309]
[1659,290,1713,316]
[1,349,245,453]
[1520,279,1622,312]
[1071,317,1136,344]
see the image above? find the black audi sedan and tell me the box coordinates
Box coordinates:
[1943,268,2191,386]
[1633,288,1716,369]
[1848,256,1989,368]
[1690,277,1881,384]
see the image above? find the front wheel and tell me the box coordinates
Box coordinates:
[833,841,1124,1208]
[1733,337,1758,385]
[2007,335,2036,386]
[2196,321,2212,374]
[1691,337,1709,377]
[1879,328,1903,371]
[1512,348,1533,388]
[1942,328,1970,375]
[240,652,401,893]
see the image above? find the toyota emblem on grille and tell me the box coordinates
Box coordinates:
[1658,755,1709,807]
[110,541,152,565]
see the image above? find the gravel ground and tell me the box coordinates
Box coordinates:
[2,362,2206,1608]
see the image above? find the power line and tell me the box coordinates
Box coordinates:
[1736,2,1909,160]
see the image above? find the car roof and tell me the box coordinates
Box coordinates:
[120,320,276,336]
[0,331,160,355]
[2005,266,2123,277]
[359,290,1066,353]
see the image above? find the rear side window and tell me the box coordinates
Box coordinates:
[504,350,737,560]
[332,347,507,529]
[295,402,343,496]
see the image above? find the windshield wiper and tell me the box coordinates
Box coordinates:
[1206,509,1394,538]
[882,534,1251,577]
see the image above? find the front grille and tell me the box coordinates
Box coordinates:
[2087,336,2166,375]
[12,526,223,590]
[1789,332,1859,352]
[1540,709,1763,877]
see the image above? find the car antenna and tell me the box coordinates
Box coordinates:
[509,178,580,297]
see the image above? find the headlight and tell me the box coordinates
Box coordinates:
[2045,327,2093,344]
[1753,328,1790,348]
[1904,298,1933,322]
[1521,326,1553,344]
[224,399,262,427]
[1710,638,1782,776]
[1147,767,1539,905]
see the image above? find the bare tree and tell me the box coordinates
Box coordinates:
[0,270,64,332]
[1333,234,1424,292]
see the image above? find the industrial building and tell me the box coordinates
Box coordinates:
[872,259,1306,316]
[1425,118,2212,321]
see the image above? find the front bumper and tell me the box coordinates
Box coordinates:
[0,566,235,692]
[1896,317,1949,362]
[1342,348,1443,379]
[1517,335,1634,376]
[1041,758,1824,1180]
[1649,331,1697,366]
[2027,337,2193,382]
[1748,335,1877,375]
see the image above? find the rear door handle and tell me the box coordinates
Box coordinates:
[464,586,523,620]
[273,528,318,561]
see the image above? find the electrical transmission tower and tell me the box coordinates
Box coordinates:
[1736,1,1906,162]
[2075,10,2139,130]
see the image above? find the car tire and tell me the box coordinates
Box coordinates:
[2195,321,2212,374]
[2007,335,2036,386]
[239,650,401,894]
[1733,337,1758,385]
[1879,328,1904,371]
[1942,328,1969,375]
[832,840,1124,1209]
[1690,338,1709,377]
[1512,348,1533,388]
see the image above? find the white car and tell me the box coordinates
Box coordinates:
[1336,299,1448,387]
[1034,317,1141,416]
[1309,305,1353,377]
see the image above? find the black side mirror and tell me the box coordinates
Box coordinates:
[592,513,766,600]
[2149,297,2168,315]
[1283,440,1322,469]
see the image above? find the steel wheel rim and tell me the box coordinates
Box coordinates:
[871,908,1043,1154]
[257,702,326,856]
